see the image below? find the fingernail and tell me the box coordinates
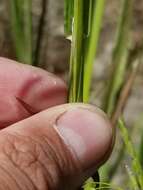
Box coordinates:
[54,107,113,171]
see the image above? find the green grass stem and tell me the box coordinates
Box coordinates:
[68,0,84,102]
[83,0,106,102]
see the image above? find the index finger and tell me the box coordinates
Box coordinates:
[0,57,67,128]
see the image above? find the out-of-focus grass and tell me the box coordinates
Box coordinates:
[83,178,123,190]
[64,0,73,37]
[103,0,133,117]
[118,119,143,189]
[10,0,33,64]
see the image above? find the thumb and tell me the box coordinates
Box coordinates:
[0,104,114,190]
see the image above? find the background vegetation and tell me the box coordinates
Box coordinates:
[0,0,143,189]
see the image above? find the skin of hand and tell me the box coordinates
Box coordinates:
[0,57,114,190]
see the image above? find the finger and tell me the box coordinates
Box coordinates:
[0,103,114,190]
[0,57,67,128]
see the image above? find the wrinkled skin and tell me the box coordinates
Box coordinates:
[0,58,114,190]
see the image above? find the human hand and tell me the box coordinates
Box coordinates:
[0,58,114,190]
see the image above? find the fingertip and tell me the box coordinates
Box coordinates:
[54,104,114,171]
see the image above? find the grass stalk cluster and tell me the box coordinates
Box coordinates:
[66,0,105,103]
